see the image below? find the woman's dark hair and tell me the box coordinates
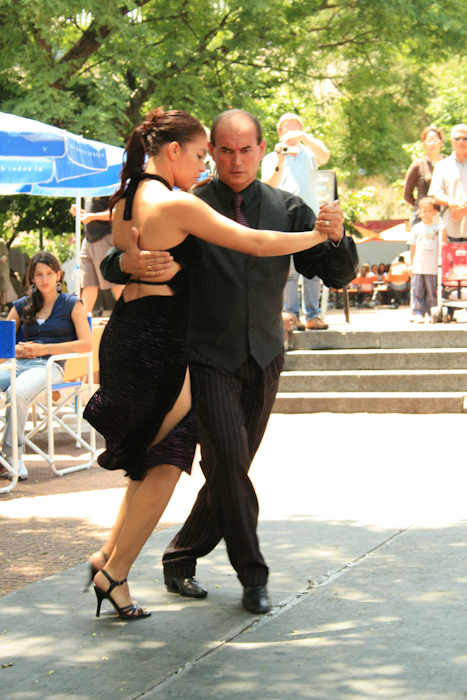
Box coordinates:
[110,108,206,211]
[421,125,444,142]
[22,251,62,325]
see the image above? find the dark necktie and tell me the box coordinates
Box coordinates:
[232,192,250,227]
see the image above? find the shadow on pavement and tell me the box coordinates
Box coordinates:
[1,518,465,700]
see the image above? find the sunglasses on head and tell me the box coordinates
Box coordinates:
[453,136,467,141]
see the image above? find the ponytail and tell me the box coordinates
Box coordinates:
[110,107,205,212]
[109,126,146,213]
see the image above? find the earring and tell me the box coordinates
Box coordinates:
[30,283,37,293]
[56,281,63,292]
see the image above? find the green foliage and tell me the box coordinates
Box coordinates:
[2,0,467,227]
[0,195,75,262]
[338,186,377,238]
[3,0,467,148]
[425,59,467,135]
[14,230,75,265]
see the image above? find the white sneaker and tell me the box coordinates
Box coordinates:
[5,455,28,481]
[413,316,425,324]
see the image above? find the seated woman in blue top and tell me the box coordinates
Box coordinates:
[0,251,91,481]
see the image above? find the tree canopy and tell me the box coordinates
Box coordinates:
[1,0,467,239]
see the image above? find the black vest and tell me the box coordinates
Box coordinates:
[187,182,291,372]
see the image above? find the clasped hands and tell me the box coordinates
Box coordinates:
[15,342,48,359]
[315,201,344,242]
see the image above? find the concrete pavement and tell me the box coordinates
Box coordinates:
[1,411,467,699]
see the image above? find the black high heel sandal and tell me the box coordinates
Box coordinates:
[94,569,151,620]
[84,550,108,591]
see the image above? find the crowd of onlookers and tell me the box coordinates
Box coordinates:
[276,117,467,327]
[332,255,411,310]
[334,122,467,324]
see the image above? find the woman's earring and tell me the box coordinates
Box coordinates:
[30,283,37,293]
[56,281,63,292]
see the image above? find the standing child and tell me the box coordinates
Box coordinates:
[408,196,438,323]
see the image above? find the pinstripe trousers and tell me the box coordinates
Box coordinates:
[162,348,284,587]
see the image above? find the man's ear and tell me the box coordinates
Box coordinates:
[208,142,215,160]
[258,139,267,160]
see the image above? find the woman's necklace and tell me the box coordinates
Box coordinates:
[36,295,58,320]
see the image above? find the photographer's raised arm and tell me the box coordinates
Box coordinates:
[261,148,286,188]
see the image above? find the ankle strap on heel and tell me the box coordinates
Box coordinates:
[100,568,127,594]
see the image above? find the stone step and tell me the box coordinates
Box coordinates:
[279,369,467,393]
[284,348,467,371]
[272,392,467,414]
[289,329,467,351]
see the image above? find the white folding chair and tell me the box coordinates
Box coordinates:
[0,320,19,494]
[24,315,97,477]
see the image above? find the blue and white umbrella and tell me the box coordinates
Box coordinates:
[0,112,124,194]
[0,112,125,291]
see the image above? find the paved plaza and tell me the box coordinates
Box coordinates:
[1,305,466,699]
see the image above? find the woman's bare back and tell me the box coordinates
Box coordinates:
[113,180,189,299]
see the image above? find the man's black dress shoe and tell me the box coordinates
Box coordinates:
[164,575,208,599]
[242,585,271,614]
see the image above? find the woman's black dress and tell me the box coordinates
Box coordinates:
[84,174,202,480]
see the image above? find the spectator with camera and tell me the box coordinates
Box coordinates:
[262,113,330,330]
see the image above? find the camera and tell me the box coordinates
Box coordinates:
[276,144,299,155]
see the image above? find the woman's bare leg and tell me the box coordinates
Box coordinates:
[89,370,192,573]
[93,371,193,612]
[89,480,140,572]
[150,369,192,446]
[94,464,181,612]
